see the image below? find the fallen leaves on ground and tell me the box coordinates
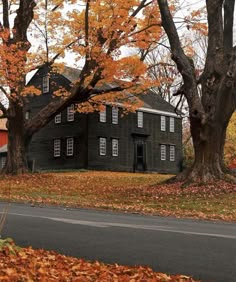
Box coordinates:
[0,171,235,221]
[0,239,198,282]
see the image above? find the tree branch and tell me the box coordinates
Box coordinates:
[223,0,235,57]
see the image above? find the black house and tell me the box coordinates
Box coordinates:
[25,66,183,173]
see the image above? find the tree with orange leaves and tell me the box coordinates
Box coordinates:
[0,0,163,174]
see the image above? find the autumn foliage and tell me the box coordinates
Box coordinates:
[0,171,235,222]
[0,239,198,281]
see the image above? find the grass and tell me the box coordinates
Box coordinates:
[0,171,235,221]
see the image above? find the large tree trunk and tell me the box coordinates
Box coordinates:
[3,102,29,175]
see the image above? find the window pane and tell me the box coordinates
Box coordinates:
[170,117,175,132]
[67,137,74,156]
[112,107,118,124]
[112,139,118,156]
[55,113,61,124]
[99,137,106,155]
[137,111,143,128]
[42,76,49,93]
[1,157,6,168]
[54,139,61,157]
[161,116,166,131]
[99,108,106,122]
[67,104,74,121]
[170,145,175,161]
[160,144,166,161]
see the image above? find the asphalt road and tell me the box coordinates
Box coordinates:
[0,202,236,282]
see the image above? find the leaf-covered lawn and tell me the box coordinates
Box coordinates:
[0,171,235,221]
[0,239,198,281]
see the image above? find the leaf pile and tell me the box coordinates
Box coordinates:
[0,171,235,221]
[0,240,198,281]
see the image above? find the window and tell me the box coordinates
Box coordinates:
[99,107,106,122]
[67,104,74,121]
[161,116,166,131]
[1,157,6,169]
[25,111,30,120]
[42,76,49,93]
[112,139,119,157]
[54,139,61,157]
[170,117,175,132]
[112,107,118,124]
[160,144,166,161]
[66,137,74,156]
[55,113,62,124]
[99,137,106,156]
[170,145,175,161]
[137,111,143,128]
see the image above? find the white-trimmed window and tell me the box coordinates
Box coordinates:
[42,76,49,93]
[55,113,62,124]
[160,144,166,161]
[66,137,74,156]
[112,107,118,124]
[67,104,75,122]
[137,111,143,128]
[25,111,30,120]
[1,157,6,168]
[99,137,106,156]
[170,145,175,161]
[170,117,175,132]
[112,139,119,157]
[99,108,106,122]
[161,116,166,131]
[54,139,61,157]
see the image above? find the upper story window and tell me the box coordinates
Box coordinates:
[25,111,30,120]
[66,137,74,156]
[99,137,106,156]
[137,111,143,128]
[42,76,49,93]
[161,116,166,131]
[160,144,166,161]
[169,117,175,132]
[112,107,118,124]
[112,139,119,157]
[55,113,62,124]
[54,139,61,157]
[170,145,175,161]
[99,107,106,122]
[67,104,75,122]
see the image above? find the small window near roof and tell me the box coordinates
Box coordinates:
[170,117,175,132]
[160,144,166,161]
[99,107,106,122]
[112,107,118,124]
[55,113,61,124]
[66,137,74,156]
[99,137,106,156]
[170,145,175,161]
[112,139,119,157]
[67,104,75,122]
[42,76,49,93]
[137,111,143,128]
[54,139,61,157]
[161,116,166,131]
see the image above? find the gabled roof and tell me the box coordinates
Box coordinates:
[0,119,7,131]
[27,65,179,116]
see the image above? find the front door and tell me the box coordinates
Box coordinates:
[134,140,147,172]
